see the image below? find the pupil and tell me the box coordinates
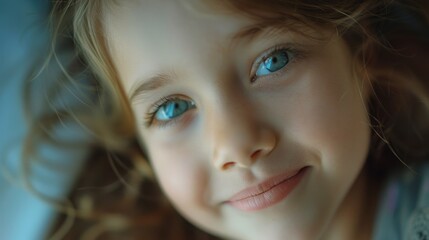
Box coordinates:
[272,57,278,63]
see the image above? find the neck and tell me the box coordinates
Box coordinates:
[321,171,381,240]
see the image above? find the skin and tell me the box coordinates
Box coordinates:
[103,0,373,239]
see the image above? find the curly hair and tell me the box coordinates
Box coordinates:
[23,0,429,239]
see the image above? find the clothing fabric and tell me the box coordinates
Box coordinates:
[373,164,429,240]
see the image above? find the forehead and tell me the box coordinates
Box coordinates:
[103,0,254,89]
[105,0,248,44]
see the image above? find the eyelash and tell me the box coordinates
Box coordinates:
[144,44,304,128]
[144,96,188,128]
[250,45,302,83]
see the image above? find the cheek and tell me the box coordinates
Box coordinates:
[277,62,370,166]
[146,141,225,232]
[301,84,367,147]
[145,140,210,214]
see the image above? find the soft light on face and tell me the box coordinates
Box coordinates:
[104,0,371,239]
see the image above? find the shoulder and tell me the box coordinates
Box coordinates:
[373,163,429,240]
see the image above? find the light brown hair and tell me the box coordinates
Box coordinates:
[24,0,429,239]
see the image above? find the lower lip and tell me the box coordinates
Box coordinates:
[227,167,308,211]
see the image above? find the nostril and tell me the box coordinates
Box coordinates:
[250,149,263,160]
[222,162,236,170]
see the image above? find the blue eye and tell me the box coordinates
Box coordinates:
[154,99,195,121]
[256,50,290,77]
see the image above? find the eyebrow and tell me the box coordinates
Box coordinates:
[231,23,291,45]
[129,24,288,102]
[129,72,175,102]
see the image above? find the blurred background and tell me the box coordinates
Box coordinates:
[0,1,88,239]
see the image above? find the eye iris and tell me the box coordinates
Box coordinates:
[155,100,191,121]
[264,51,289,72]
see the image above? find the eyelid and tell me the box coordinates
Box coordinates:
[249,43,304,82]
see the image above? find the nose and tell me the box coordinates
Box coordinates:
[209,97,277,171]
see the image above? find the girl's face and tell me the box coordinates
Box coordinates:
[104,0,371,239]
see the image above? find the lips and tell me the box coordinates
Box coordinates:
[227,167,308,211]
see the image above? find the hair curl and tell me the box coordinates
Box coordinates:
[23,0,429,239]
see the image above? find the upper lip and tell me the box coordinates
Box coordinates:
[227,167,306,202]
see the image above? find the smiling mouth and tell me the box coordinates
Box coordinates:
[226,167,309,211]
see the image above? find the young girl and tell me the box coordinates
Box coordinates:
[30,0,429,239]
